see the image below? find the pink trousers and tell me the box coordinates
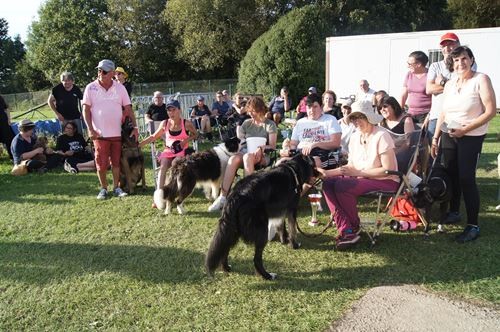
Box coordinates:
[322,176,399,236]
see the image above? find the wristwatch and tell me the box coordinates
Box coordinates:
[439,78,448,87]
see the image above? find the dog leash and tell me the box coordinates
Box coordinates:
[282,164,302,195]
[296,218,334,238]
[282,164,333,238]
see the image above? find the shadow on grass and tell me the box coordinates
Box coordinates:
[0,242,205,285]
[0,172,155,203]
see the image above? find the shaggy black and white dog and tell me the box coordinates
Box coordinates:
[205,154,318,280]
[154,136,240,214]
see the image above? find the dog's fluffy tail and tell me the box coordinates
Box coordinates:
[205,209,239,276]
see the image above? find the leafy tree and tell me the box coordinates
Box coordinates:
[237,5,332,103]
[0,18,27,93]
[238,1,451,102]
[165,0,319,76]
[104,0,188,82]
[24,0,110,86]
[448,0,500,28]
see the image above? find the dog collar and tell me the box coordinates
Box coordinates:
[283,164,301,195]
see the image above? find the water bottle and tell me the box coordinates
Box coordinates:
[390,220,417,232]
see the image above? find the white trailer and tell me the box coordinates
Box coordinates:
[325,27,500,105]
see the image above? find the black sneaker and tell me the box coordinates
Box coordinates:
[443,211,461,224]
[455,225,480,243]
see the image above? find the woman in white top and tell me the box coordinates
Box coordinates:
[432,46,496,243]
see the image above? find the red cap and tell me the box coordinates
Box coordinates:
[440,32,459,45]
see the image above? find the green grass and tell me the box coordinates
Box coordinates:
[0,117,499,330]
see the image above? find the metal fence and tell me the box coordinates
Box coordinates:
[3,79,237,112]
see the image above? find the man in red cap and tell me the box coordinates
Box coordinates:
[425,32,462,224]
[426,32,461,136]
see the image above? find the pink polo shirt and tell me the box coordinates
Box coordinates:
[82,80,131,138]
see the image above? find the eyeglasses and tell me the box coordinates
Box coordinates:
[98,69,109,75]
[349,114,366,121]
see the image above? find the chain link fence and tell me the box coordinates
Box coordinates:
[3,79,238,112]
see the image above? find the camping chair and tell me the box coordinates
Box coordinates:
[360,129,429,246]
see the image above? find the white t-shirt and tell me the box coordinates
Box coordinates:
[291,114,341,149]
[427,60,451,120]
[356,88,375,103]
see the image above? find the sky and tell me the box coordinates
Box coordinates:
[1,0,46,42]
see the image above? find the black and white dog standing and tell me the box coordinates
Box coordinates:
[205,154,318,280]
[154,136,240,214]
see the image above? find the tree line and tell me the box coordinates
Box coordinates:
[0,0,498,96]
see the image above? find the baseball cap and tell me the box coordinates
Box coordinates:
[166,100,181,109]
[96,59,115,72]
[440,32,459,45]
[196,95,205,101]
[308,86,317,94]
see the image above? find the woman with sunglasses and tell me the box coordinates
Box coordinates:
[320,101,398,250]
[140,100,197,190]
[379,96,414,135]
[55,121,95,173]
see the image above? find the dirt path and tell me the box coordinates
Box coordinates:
[328,285,500,332]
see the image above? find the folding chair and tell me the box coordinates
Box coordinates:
[361,129,429,246]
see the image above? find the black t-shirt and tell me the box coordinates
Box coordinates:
[51,83,84,120]
[0,95,8,122]
[123,81,133,97]
[147,103,168,121]
[56,133,90,159]
[191,105,211,117]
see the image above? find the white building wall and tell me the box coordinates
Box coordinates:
[326,27,500,105]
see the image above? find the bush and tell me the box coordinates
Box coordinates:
[237,5,332,105]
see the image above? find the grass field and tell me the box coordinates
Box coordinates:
[0,116,499,330]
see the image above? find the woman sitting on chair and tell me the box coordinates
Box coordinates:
[379,96,414,135]
[139,100,197,189]
[320,101,399,250]
[208,96,277,212]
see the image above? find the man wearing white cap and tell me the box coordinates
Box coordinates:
[83,59,139,200]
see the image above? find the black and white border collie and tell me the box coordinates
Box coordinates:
[154,137,240,214]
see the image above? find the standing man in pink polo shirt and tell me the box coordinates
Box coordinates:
[83,59,139,199]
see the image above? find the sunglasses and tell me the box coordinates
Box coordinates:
[349,114,366,121]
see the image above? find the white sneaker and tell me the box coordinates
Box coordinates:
[114,187,128,198]
[97,188,108,200]
[208,195,226,212]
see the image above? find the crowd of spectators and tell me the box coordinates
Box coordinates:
[1,31,497,248]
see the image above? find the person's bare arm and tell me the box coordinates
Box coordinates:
[48,94,63,121]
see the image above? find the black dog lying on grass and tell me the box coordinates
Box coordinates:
[205,154,318,280]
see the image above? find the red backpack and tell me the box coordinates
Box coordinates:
[389,195,422,224]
